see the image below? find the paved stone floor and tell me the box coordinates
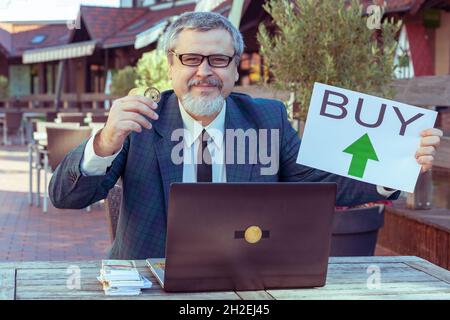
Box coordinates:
[0,144,111,262]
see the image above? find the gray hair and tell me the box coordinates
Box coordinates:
[162,11,244,65]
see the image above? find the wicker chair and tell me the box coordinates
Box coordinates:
[105,183,122,242]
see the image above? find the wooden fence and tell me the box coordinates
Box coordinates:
[0,93,119,111]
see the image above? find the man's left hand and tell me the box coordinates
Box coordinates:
[416,128,444,173]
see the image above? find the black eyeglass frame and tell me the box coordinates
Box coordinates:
[169,50,235,68]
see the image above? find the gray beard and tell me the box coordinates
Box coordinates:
[181,92,225,117]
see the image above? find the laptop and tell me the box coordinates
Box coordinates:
[147,182,337,292]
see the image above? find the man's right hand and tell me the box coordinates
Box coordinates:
[93,96,159,157]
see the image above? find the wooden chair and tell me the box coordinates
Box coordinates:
[330,205,385,256]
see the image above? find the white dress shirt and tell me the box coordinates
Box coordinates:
[80,134,120,176]
[80,101,396,196]
[178,100,227,183]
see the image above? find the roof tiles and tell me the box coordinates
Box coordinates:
[103,3,195,48]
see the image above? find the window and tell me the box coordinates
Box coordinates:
[30,34,47,44]
[394,26,414,79]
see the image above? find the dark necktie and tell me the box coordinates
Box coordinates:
[197,129,212,182]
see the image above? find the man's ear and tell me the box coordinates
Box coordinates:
[234,67,239,83]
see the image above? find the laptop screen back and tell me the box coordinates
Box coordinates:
[163,182,337,292]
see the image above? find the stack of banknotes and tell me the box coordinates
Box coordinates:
[97,260,152,296]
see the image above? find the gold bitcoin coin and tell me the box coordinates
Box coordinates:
[127,87,161,103]
[244,226,262,244]
[144,87,161,103]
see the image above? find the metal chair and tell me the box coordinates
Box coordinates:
[35,126,92,212]
[29,122,82,206]
[330,205,385,256]
[1,111,24,145]
[35,121,81,137]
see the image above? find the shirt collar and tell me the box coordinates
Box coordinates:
[178,99,226,149]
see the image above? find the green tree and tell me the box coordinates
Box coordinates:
[111,50,172,97]
[110,66,137,96]
[258,0,401,121]
[0,76,8,98]
[135,49,172,92]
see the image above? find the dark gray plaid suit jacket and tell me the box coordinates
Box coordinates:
[49,90,398,259]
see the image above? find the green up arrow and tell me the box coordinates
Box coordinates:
[343,133,379,178]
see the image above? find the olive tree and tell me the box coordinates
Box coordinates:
[258,0,401,121]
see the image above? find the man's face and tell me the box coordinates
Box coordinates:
[168,29,239,104]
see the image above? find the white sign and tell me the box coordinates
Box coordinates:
[296,82,438,193]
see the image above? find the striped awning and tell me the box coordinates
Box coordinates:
[23,40,97,64]
[134,20,169,50]
[195,0,227,11]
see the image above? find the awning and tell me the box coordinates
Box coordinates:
[134,20,169,50]
[195,0,227,11]
[22,40,97,64]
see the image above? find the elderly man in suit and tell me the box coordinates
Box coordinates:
[49,12,442,259]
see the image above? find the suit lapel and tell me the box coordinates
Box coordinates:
[153,93,184,209]
[225,96,255,182]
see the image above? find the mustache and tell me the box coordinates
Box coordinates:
[188,78,223,90]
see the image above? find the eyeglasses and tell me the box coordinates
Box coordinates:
[169,50,234,68]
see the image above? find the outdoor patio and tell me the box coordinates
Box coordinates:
[0,143,110,262]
